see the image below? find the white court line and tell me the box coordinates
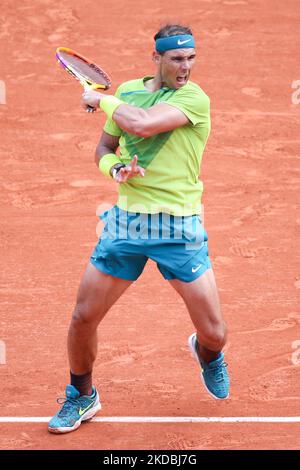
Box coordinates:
[0,80,6,105]
[0,417,300,423]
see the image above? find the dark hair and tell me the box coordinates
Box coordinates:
[154,24,193,41]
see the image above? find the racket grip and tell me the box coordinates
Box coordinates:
[86,105,96,113]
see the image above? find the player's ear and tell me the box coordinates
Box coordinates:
[152,51,161,65]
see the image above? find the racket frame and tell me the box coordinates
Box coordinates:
[56,47,111,111]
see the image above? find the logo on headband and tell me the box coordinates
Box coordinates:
[156,34,195,53]
[177,39,191,45]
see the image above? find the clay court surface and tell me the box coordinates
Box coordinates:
[0,0,299,450]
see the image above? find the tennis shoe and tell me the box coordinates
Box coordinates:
[48,384,101,433]
[188,333,230,400]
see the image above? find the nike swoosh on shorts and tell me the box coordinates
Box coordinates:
[192,264,202,273]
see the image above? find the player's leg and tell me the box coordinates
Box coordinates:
[151,211,230,399]
[48,262,133,433]
[68,262,133,376]
[169,267,227,361]
[168,268,230,399]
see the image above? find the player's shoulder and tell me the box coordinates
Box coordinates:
[177,81,210,102]
[115,78,145,95]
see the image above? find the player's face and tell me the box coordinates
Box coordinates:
[155,48,196,89]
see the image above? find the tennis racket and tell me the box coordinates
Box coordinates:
[55,47,112,113]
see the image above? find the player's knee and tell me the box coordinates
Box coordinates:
[71,302,95,328]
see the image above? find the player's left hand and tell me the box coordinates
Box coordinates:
[81,89,105,111]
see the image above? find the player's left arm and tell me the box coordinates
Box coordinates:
[82,90,189,137]
[111,102,189,137]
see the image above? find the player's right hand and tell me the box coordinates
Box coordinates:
[115,155,145,183]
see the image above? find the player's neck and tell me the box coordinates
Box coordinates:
[144,75,164,92]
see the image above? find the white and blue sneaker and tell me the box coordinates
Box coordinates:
[48,384,101,433]
[188,333,230,400]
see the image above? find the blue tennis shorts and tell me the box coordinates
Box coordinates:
[90,206,212,282]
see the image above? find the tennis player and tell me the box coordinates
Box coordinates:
[49,24,230,434]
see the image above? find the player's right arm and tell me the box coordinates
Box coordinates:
[95,131,145,182]
[95,131,119,167]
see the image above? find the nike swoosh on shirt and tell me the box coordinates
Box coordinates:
[192,264,202,273]
[177,39,192,45]
[78,401,95,416]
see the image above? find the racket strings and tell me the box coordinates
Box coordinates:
[56,48,111,89]
[89,63,111,86]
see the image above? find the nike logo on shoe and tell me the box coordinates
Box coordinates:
[192,264,202,273]
[78,401,95,416]
[177,39,192,45]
